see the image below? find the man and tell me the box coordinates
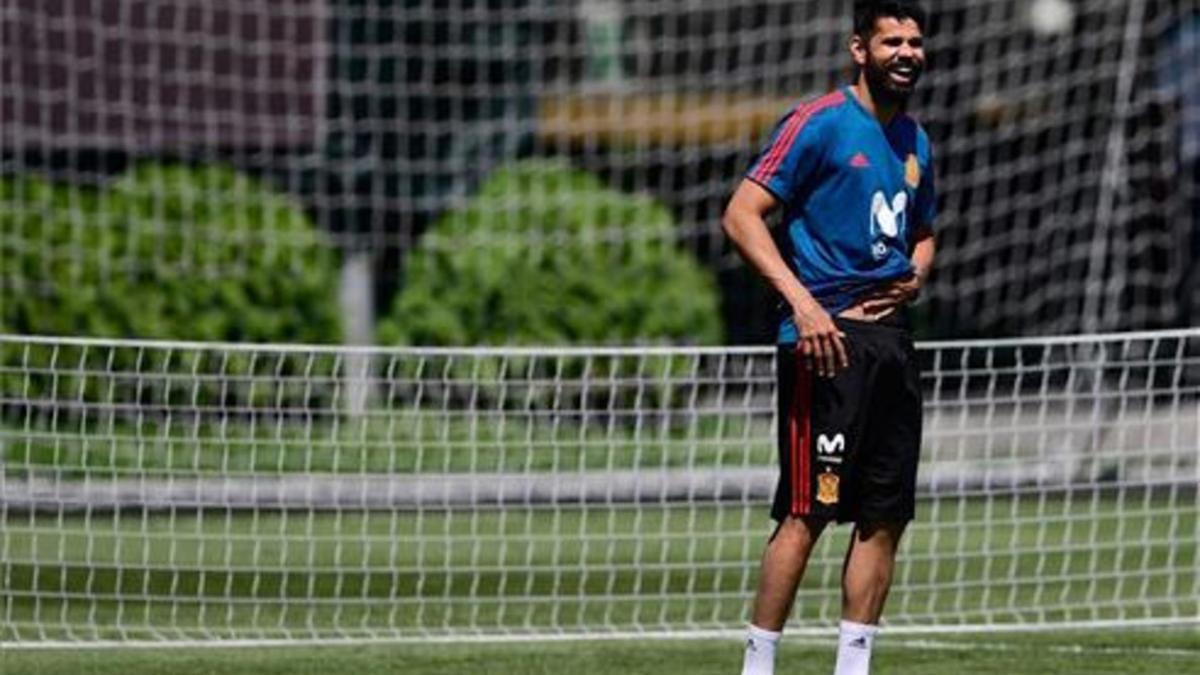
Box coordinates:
[722,3,936,675]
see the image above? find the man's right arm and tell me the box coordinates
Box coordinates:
[722,179,848,377]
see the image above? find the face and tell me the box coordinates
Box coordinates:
[851,17,926,103]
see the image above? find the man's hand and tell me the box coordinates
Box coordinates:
[793,298,849,378]
[722,179,851,379]
[856,272,923,317]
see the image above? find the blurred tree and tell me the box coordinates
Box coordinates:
[1,166,343,412]
[378,159,722,346]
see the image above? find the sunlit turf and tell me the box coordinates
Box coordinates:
[4,627,1199,675]
[2,411,774,476]
[4,493,1195,643]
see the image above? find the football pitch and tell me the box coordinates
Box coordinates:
[5,493,1197,639]
[4,627,1199,675]
[4,490,1197,669]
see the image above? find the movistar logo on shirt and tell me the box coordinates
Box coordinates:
[870,190,908,260]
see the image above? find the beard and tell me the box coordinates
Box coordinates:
[863,56,923,107]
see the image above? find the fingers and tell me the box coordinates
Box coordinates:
[831,331,850,371]
[863,297,898,315]
[857,293,899,311]
[862,278,919,301]
[859,282,918,314]
[800,329,848,378]
[821,332,848,377]
[794,303,850,379]
[826,333,841,377]
[809,334,827,377]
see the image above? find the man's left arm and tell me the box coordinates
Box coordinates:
[859,225,935,316]
[861,135,938,316]
[909,225,936,287]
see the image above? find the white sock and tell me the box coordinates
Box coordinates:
[740,624,781,675]
[833,620,879,675]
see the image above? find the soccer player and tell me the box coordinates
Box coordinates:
[721,2,936,675]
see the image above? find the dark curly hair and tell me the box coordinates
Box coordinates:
[853,0,927,37]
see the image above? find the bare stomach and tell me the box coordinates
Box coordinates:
[837,303,897,322]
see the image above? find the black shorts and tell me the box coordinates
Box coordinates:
[772,315,923,525]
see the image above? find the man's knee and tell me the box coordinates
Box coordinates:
[843,521,907,592]
[770,515,829,547]
[853,520,907,549]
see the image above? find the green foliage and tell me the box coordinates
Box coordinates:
[378,160,722,346]
[0,176,97,335]
[1,165,341,344]
[0,165,342,413]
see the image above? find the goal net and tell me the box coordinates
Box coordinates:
[1,0,1198,648]
[1,0,1196,342]
[2,330,1197,643]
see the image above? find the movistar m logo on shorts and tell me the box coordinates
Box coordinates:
[817,433,845,464]
[817,433,844,454]
[870,190,907,260]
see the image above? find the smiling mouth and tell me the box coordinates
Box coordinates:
[887,63,919,86]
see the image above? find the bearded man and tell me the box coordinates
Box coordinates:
[722,3,937,674]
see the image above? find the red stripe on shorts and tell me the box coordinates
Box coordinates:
[790,355,813,516]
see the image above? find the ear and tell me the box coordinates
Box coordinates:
[848,33,868,68]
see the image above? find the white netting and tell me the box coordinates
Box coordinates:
[1,0,1196,342]
[1,0,1197,648]
[1,331,1197,643]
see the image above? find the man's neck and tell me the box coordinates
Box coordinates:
[850,78,901,126]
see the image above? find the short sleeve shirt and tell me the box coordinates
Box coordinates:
[746,86,937,343]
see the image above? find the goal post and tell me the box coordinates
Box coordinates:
[2,330,1197,644]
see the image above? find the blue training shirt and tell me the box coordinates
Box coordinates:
[746,86,937,343]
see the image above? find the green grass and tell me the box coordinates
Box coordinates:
[3,494,1196,643]
[4,628,1199,675]
[2,411,774,476]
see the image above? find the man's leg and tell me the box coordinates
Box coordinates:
[740,515,828,675]
[753,515,829,630]
[744,335,869,675]
[833,521,907,675]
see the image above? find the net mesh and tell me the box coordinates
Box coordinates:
[1,0,1196,340]
[2,332,1197,642]
[2,0,1199,646]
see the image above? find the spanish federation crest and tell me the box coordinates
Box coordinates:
[816,469,840,505]
[905,153,921,189]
